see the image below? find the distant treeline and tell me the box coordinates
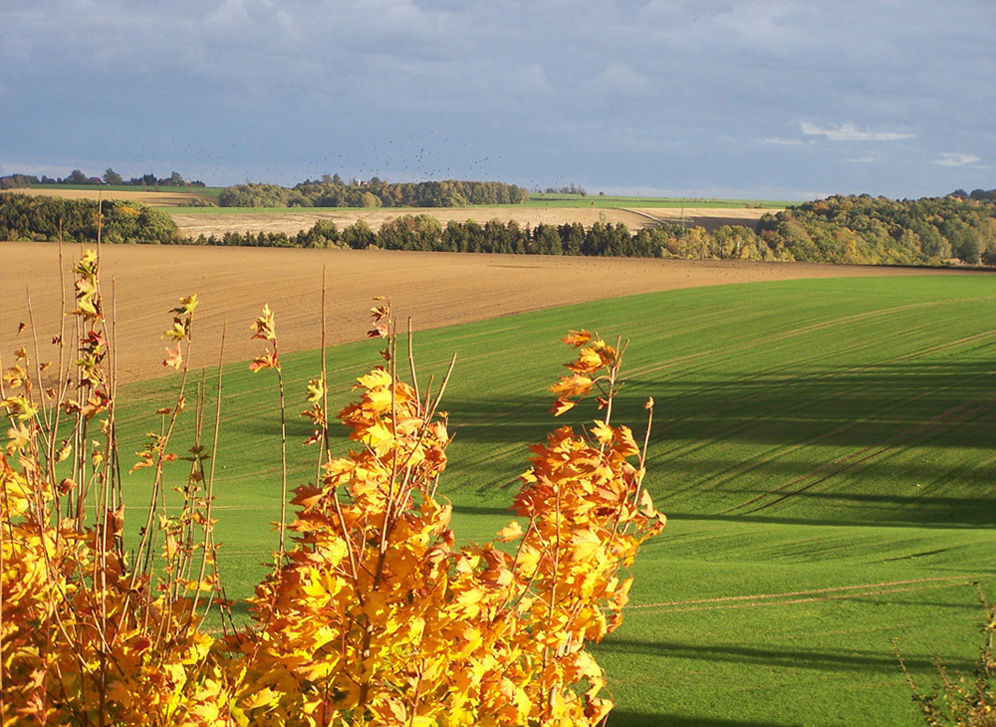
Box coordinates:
[191,217,664,257]
[218,178,528,208]
[4,190,996,266]
[0,193,183,245]
[0,169,205,189]
[758,191,996,265]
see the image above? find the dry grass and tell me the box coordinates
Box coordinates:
[0,241,970,384]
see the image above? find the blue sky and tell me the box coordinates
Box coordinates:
[1,0,993,200]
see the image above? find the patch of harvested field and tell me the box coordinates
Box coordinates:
[170,205,772,238]
[0,187,214,207]
[2,186,775,234]
[1,242,977,384]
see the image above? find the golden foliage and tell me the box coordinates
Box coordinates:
[1,249,663,726]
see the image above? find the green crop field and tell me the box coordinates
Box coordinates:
[114,275,996,726]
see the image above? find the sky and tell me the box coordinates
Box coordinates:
[1,0,993,201]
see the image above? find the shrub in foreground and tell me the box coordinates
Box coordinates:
[899,592,996,727]
[0,247,663,725]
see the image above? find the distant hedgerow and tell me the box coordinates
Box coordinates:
[0,193,183,244]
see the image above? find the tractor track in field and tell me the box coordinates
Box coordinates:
[459,313,996,501]
[646,326,996,501]
[627,574,992,613]
[625,297,994,383]
[724,392,996,515]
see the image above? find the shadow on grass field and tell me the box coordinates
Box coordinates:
[106,275,996,726]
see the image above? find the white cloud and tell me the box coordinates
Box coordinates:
[764,137,804,145]
[800,122,915,142]
[936,152,981,167]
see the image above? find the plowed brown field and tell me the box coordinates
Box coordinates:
[1,241,976,384]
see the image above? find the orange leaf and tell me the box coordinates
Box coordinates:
[562,329,592,347]
[551,398,576,417]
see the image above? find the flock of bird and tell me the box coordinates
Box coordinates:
[145,132,582,190]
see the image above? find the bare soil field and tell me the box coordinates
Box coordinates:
[1,241,978,385]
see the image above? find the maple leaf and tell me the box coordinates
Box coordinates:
[163,345,184,370]
[1,395,37,421]
[250,304,276,341]
[163,317,189,341]
[550,373,592,399]
[497,520,524,542]
[566,346,604,374]
[249,349,279,372]
[368,296,391,338]
[3,365,27,389]
[613,425,640,457]
[356,368,392,390]
[563,329,592,348]
[305,377,325,405]
[367,319,390,339]
[171,293,198,315]
[6,422,33,454]
[591,420,614,444]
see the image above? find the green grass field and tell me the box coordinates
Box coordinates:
[115,275,996,726]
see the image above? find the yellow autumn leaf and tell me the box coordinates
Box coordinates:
[497,520,523,542]
[172,293,198,315]
[240,686,280,711]
[356,367,392,390]
[591,419,613,444]
[1,395,37,421]
[250,303,276,341]
[550,373,592,398]
[568,528,603,562]
[3,365,27,388]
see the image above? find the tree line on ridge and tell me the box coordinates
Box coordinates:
[2,190,995,266]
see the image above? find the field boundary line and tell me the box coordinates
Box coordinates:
[628,574,991,613]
